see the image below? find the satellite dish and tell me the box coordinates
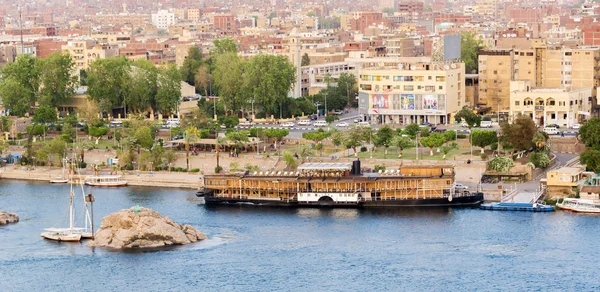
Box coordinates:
[410,65,416,70]
[250,45,255,50]
[378,61,385,67]
[511,33,517,37]
[444,65,450,70]
[398,64,404,69]
[526,33,531,38]
[450,64,457,69]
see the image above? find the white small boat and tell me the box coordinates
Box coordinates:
[85,175,127,187]
[40,230,82,242]
[50,177,69,184]
[557,198,600,214]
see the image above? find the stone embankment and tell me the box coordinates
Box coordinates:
[0,212,19,225]
[87,206,206,249]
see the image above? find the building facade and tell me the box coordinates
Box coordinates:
[152,10,175,29]
[358,61,465,125]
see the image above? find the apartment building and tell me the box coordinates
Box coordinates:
[61,40,119,71]
[357,61,465,125]
[478,47,600,118]
[88,14,150,28]
[509,80,592,127]
[385,38,415,57]
[152,10,175,30]
[187,9,201,22]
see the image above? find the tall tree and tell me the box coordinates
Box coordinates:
[194,64,212,96]
[183,127,200,171]
[500,114,537,154]
[454,108,482,128]
[579,118,600,149]
[461,32,483,74]
[156,63,182,113]
[86,57,131,113]
[581,149,600,173]
[391,136,414,158]
[39,51,78,107]
[420,132,446,156]
[301,53,310,66]
[127,59,158,113]
[212,38,238,55]
[181,46,203,85]
[225,130,250,154]
[213,52,245,113]
[0,54,41,116]
[375,125,394,158]
[337,73,358,107]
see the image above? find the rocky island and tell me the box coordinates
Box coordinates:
[0,211,19,225]
[87,206,206,249]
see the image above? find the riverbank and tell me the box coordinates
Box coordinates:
[0,167,202,189]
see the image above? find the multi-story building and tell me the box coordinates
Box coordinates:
[212,14,236,32]
[385,38,415,57]
[152,10,175,30]
[509,80,592,127]
[87,14,150,28]
[61,40,119,71]
[397,1,424,22]
[187,9,201,22]
[357,61,465,125]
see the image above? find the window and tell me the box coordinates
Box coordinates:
[428,76,432,80]
[425,86,435,91]
[493,70,498,74]
[527,52,533,56]
[404,76,413,81]
[515,101,520,106]
[436,76,446,82]
[415,76,424,81]
[565,52,572,56]
[438,86,443,90]
[551,113,556,119]
[563,114,567,119]
[393,76,402,81]
[376,76,381,81]
[404,85,414,91]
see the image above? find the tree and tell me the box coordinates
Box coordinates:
[43,138,67,166]
[443,130,457,143]
[213,52,246,112]
[532,131,549,151]
[325,115,338,124]
[375,125,394,158]
[301,53,310,66]
[0,54,41,116]
[461,32,483,74]
[345,127,368,156]
[181,46,203,85]
[33,106,58,125]
[283,151,297,170]
[181,107,210,130]
[163,150,177,171]
[264,129,289,150]
[183,127,200,171]
[133,126,155,151]
[127,59,158,113]
[440,142,459,159]
[391,136,414,158]
[337,73,358,107]
[530,152,550,168]
[225,130,250,154]
[579,118,600,149]
[39,51,78,107]
[156,63,182,113]
[471,130,498,153]
[194,65,212,96]
[488,156,514,172]
[302,129,329,156]
[212,38,238,55]
[581,149,600,173]
[86,57,131,113]
[500,114,537,154]
[297,144,314,163]
[454,108,482,128]
[77,100,101,125]
[420,132,445,156]
[244,54,296,117]
[89,126,108,144]
[402,123,421,139]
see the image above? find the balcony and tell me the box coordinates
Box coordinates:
[535,105,544,111]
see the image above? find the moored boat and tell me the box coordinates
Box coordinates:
[557,198,600,214]
[85,175,127,187]
[199,160,484,208]
[480,202,554,212]
[49,177,69,184]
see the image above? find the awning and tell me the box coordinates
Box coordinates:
[578,111,590,116]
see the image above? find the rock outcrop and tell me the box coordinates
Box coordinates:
[87,206,206,248]
[0,212,19,225]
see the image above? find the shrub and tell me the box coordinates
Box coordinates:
[530,151,550,168]
[360,146,368,152]
[374,164,386,172]
[457,134,467,139]
[125,164,134,170]
[170,166,176,172]
[190,168,200,173]
[245,164,260,172]
[490,142,498,151]
[17,133,22,139]
[77,162,87,169]
[215,165,223,173]
[481,153,489,160]
[488,156,514,172]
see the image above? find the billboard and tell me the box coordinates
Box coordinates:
[401,94,415,110]
[423,94,438,110]
[371,94,389,109]
[443,34,461,60]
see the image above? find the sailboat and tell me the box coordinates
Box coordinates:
[41,165,94,242]
[49,158,69,184]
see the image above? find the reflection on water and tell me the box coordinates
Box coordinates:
[1,180,600,291]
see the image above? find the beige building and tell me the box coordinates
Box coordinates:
[478,46,600,120]
[358,61,465,125]
[61,40,119,71]
[385,38,415,58]
[509,80,592,127]
[187,9,201,22]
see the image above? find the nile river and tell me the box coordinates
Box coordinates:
[1,180,599,291]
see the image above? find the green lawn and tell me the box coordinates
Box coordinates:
[351,146,471,160]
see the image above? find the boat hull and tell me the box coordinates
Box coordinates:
[85,182,127,187]
[203,192,484,208]
[49,179,69,184]
[40,232,82,242]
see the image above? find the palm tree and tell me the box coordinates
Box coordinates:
[215,136,228,171]
[163,150,177,172]
[297,144,314,164]
[283,151,297,170]
[184,127,200,172]
[532,131,548,150]
[391,136,414,158]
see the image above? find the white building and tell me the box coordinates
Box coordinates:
[152,10,175,30]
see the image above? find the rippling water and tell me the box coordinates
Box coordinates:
[1,180,599,291]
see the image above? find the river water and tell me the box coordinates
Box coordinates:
[1,180,599,291]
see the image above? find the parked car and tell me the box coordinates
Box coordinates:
[336,122,349,127]
[453,183,469,190]
[332,109,344,115]
[357,121,371,127]
[353,118,362,123]
[480,121,493,128]
[281,122,295,127]
[461,121,469,127]
[220,124,227,129]
[314,121,328,127]
[297,120,312,126]
[571,124,581,129]
[310,114,318,121]
[420,122,432,127]
[543,127,560,135]
[546,123,560,129]
[239,121,255,126]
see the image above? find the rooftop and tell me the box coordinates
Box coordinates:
[297,163,352,171]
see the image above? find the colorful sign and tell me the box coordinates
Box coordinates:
[371,94,389,109]
[423,94,438,110]
[400,94,415,110]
